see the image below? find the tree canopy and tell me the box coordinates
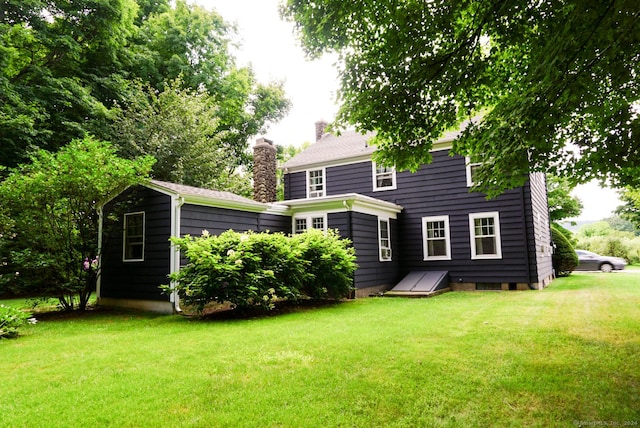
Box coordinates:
[616,187,640,231]
[0,0,138,166]
[113,79,252,194]
[546,175,583,222]
[1,0,290,184]
[282,0,640,197]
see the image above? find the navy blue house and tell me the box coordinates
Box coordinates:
[98,124,554,313]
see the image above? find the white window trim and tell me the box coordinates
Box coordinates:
[292,213,327,234]
[378,217,392,262]
[372,162,397,191]
[469,211,502,260]
[306,168,326,198]
[123,211,145,262]
[422,215,452,261]
[465,157,482,187]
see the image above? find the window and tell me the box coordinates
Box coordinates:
[293,214,326,234]
[372,162,396,191]
[307,169,325,198]
[294,218,308,234]
[469,212,502,259]
[422,216,451,260]
[123,212,145,261]
[378,218,392,261]
[466,157,482,187]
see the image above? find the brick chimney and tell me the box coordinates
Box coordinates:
[253,137,277,203]
[315,120,329,141]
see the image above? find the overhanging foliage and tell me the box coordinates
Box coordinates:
[282,0,640,197]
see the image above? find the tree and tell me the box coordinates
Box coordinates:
[112,78,251,194]
[546,175,583,222]
[1,0,291,187]
[123,0,291,169]
[0,138,154,310]
[604,215,639,236]
[0,0,138,167]
[282,0,640,197]
[616,187,640,231]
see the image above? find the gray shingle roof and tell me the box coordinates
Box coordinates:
[281,121,473,170]
[281,130,376,169]
[149,180,265,208]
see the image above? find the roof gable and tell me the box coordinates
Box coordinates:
[282,119,478,171]
[282,130,376,170]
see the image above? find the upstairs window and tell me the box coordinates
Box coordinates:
[123,212,145,261]
[378,218,392,261]
[293,214,326,234]
[466,157,482,187]
[469,212,502,259]
[372,162,396,191]
[422,216,451,260]
[307,169,325,198]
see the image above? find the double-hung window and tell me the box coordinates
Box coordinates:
[372,162,396,191]
[123,212,145,261]
[307,169,325,198]
[469,212,502,259]
[466,157,482,187]
[378,218,392,261]
[293,214,326,234]
[422,216,451,260]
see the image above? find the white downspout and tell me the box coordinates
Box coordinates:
[170,196,185,313]
[96,204,104,303]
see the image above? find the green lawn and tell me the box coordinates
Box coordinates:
[2,273,639,427]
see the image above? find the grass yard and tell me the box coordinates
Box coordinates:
[2,273,639,428]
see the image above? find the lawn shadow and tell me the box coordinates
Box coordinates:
[194,298,347,321]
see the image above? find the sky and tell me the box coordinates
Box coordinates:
[194,0,621,222]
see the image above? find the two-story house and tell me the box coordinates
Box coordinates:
[97,122,554,313]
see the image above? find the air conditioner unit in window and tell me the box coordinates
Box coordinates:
[381,248,392,260]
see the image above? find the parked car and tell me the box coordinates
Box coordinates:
[575,250,627,272]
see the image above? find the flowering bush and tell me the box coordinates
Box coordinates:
[0,304,35,339]
[293,229,357,299]
[166,229,357,313]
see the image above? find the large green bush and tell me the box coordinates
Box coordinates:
[294,229,358,299]
[166,229,357,313]
[551,224,578,277]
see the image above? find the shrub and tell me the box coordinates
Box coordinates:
[293,229,357,299]
[166,229,357,313]
[576,235,640,264]
[0,304,32,339]
[551,224,578,277]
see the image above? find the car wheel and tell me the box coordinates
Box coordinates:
[600,263,613,273]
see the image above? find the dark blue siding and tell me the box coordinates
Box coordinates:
[180,205,258,236]
[259,213,291,234]
[101,186,171,301]
[285,150,542,285]
[328,212,399,290]
[527,173,553,283]
[286,171,306,200]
